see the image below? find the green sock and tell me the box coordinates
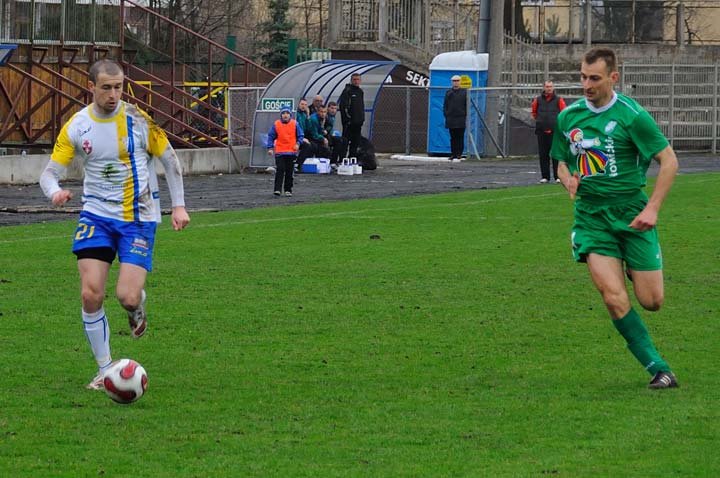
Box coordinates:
[612,308,670,375]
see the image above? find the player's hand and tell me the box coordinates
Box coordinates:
[267,149,274,156]
[51,189,73,206]
[629,206,658,231]
[293,143,299,152]
[171,206,190,231]
[563,172,580,200]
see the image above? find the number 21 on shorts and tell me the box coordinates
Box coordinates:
[74,223,96,240]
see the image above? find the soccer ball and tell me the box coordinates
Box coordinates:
[103,359,148,404]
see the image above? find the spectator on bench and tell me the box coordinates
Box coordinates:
[309,94,324,115]
[308,105,332,159]
[325,101,345,165]
[295,98,313,172]
[297,105,331,172]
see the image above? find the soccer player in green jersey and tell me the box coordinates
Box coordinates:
[551,47,679,389]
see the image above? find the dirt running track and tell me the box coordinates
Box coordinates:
[1,155,718,227]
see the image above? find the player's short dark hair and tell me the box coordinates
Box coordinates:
[351,73,361,79]
[583,48,617,74]
[89,59,123,83]
[327,101,337,107]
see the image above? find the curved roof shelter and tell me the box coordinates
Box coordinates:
[250,59,398,167]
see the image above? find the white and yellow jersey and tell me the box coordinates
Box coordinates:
[51,101,170,222]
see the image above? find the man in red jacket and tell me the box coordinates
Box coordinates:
[531,80,567,183]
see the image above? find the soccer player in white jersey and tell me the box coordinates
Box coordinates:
[40,59,190,390]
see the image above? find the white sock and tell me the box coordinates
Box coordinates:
[82,308,111,370]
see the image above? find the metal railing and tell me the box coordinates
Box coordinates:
[118,0,276,148]
[621,63,720,152]
[329,0,720,95]
[503,32,550,89]
[0,0,277,149]
[229,80,720,157]
[0,0,120,45]
[332,0,476,59]
[520,0,720,45]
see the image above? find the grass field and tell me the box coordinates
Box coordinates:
[1,173,719,477]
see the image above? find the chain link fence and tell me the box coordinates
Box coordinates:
[374,85,584,157]
[227,87,264,147]
[228,65,720,159]
[373,86,428,154]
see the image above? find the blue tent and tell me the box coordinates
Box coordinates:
[427,51,488,156]
[250,60,397,167]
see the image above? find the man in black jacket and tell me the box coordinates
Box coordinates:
[443,75,467,161]
[339,73,364,159]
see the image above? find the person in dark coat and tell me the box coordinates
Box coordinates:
[531,80,567,182]
[324,101,345,165]
[339,73,365,159]
[443,75,468,161]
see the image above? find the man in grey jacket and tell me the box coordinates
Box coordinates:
[443,75,467,161]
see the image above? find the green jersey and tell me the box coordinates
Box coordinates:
[551,92,669,204]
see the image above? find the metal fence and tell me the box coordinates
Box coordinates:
[227,65,720,158]
[521,0,720,45]
[620,63,720,152]
[334,0,476,66]
[227,87,264,147]
[333,0,720,55]
[503,33,550,90]
[0,0,120,44]
[373,86,429,154]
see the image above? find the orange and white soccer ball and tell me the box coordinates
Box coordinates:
[103,359,148,404]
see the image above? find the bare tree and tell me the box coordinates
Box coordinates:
[138,0,255,56]
[289,0,328,49]
[682,3,712,45]
[136,0,333,62]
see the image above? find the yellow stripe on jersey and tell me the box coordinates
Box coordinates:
[138,107,170,158]
[113,105,135,221]
[51,115,78,166]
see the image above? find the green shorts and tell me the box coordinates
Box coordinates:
[571,198,663,271]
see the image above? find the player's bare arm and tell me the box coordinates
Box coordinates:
[629,145,678,231]
[557,162,579,200]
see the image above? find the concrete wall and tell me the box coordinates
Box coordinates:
[0,147,250,185]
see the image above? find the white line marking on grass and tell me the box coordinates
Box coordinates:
[195,191,566,230]
[1,191,562,244]
[2,175,718,244]
[0,232,70,244]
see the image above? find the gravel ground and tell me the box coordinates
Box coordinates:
[1,154,718,226]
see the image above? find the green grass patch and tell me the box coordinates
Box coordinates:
[1,173,719,476]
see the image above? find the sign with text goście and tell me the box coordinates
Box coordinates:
[260,98,295,112]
